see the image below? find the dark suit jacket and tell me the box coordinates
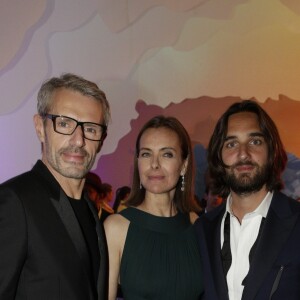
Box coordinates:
[195,191,300,300]
[0,160,108,300]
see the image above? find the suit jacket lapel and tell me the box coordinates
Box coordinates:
[85,195,109,300]
[29,161,95,299]
[33,161,107,300]
[242,192,298,300]
[204,205,229,300]
[32,161,91,272]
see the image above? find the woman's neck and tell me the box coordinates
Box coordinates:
[137,195,176,217]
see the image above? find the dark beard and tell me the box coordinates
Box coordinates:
[225,162,268,195]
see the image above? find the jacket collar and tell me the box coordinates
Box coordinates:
[32,160,100,299]
[242,191,299,300]
[204,191,299,300]
[32,160,62,199]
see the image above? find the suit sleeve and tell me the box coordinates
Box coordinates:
[0,186,27,299]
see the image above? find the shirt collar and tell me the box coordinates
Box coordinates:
[225,191,273,219]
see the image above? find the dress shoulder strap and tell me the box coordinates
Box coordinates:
[119,207,139,222]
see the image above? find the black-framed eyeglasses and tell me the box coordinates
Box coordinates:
[43,114,107,141]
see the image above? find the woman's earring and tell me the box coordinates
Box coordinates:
[181,174,185,192]
[140,182,142,189]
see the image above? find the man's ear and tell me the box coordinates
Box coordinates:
[33,114,45,143]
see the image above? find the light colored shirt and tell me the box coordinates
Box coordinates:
[221,191,273,300]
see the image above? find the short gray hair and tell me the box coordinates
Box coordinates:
[37,73,110,125]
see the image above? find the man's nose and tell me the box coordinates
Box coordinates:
[70,124,85,147]
[238,144,250,160]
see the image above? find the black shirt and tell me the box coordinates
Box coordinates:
[69,197,100,295]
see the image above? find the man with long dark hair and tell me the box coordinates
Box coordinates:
[196,100,300,300]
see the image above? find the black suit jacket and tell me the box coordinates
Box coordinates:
[195,191,300,300]
[0,160,108,300]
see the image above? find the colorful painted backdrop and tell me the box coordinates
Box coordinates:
[0,0,300,198]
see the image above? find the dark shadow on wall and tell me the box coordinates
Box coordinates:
[93,96,300,200]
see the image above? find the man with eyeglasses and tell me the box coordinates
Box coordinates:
[0,73,110,300]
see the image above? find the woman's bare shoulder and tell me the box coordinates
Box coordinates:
[104,213,130,234]
[104,213,130,258]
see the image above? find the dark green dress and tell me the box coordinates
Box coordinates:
[119,207,204,300]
